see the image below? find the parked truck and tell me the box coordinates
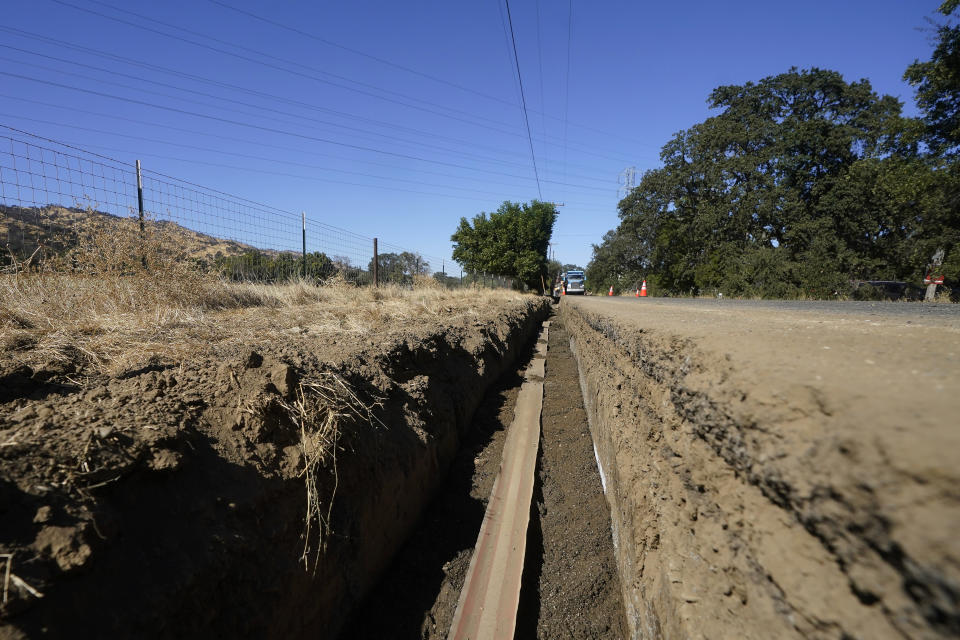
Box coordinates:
[564,270,586,295]
[552,269,586,301]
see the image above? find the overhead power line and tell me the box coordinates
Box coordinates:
[202,0,649,147]
[6,13,645,164]
[0,113,559,200]
[564,0,574,186]
[503,0,542,199]
[0,82,611,194]
[204,0,517,110]
[0,50,605,180]
[0,34,643,170]
[47,0,541,136]
[535,0,548,185]
[0,104,615,207]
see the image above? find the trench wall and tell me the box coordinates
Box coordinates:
[1,298,550,640]
[561,300,956,640]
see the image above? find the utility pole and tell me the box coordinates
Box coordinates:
[618,166,637,199]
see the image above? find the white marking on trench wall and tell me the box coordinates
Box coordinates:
[593,441,608,494]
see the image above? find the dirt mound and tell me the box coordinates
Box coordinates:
[562,297,959,640]
[0,296,549,639]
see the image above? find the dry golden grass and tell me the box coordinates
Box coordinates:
[1,212,527,376]
[0,272,525,375]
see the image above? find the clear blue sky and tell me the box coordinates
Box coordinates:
[0,0,945,270]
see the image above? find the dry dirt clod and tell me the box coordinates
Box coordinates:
[32,526,91,573]
[31,506,51,524]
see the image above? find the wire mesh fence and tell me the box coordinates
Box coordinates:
[0,127,515,289]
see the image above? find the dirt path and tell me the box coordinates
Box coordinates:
[341,312,626,638]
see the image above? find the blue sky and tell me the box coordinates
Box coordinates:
[0,0,945,270]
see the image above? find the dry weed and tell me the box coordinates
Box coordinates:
[283,373,384,573]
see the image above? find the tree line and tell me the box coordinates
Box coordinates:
[587,3,959,299]
[213,249,431,284]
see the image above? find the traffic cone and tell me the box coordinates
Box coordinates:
[561,286,566,296]
[608,286,614,296]
[640,280,648,297]
[635,287,640,298]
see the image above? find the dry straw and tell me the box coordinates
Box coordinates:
[1,213,525,375]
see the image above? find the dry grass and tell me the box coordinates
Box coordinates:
[1,270,525,377]
[1,273,525,373]
[1,212,526,375]
[282,373,386,573]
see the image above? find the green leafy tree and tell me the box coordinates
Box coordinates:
[216,249,333,282]
[904,2,960,155]
[588,67,949,298]
[451,200,558,290]
[369,251,429,284]
[432,271,460,287]
[546,259,563,278]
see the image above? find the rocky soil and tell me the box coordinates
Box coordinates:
[562,296,959,640]
[0,296,549,639]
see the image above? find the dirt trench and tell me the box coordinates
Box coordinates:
[0,298,550,639]
[560,297,960,640]
[341,313,627,639]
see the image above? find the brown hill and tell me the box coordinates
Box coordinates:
[1,204,256,264]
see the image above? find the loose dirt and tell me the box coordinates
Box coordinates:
[518,316,627,639]
[342,313,626,639]
[562,296,960,640]
[0,294,549,639]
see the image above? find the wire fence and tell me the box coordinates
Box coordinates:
[0,127,515,289]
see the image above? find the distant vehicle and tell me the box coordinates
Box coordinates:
[563,270,585,295]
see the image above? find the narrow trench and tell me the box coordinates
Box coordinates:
[340,312,626,639]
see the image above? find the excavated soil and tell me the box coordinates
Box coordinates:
[562,296,960,640]
[0,296,549,639]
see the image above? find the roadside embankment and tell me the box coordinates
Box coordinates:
[561,297,959,639]
[0,287,549,639]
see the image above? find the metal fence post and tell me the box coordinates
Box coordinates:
[373,237,379,287]
[135,159,145,268]
[301,211,307,280]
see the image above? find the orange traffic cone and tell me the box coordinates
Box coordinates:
[608,286,614,296]
[640,280,648,297]
[561,285,566,296]
[635,287,640,298]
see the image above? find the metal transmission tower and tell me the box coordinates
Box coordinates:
[618,166,638,198]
